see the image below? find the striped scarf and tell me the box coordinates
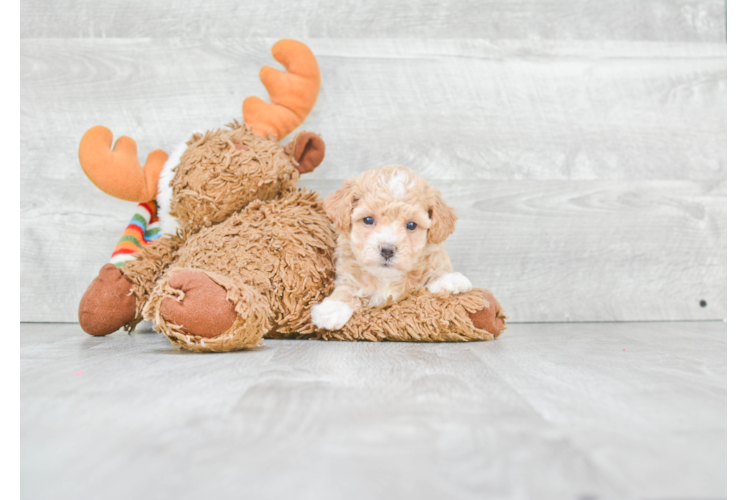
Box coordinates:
[109,201,162,268]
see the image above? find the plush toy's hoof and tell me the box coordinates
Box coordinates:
[469,290,507,338]
[79,263,137,336]
[159,270,237,338]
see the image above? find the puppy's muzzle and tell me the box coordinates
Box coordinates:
[380,244,396,261]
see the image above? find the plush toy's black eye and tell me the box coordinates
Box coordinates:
[406,221,417,231]
[363,217,375,225]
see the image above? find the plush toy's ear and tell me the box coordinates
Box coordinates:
[285,131,325,173]
[324,178,358,234]
[427,189,458,244]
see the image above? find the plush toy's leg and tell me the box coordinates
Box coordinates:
[158,270,237,338]
[144,268,273,352]
[320,288,506,342]
[78,264,137,336]
[468,289,506,337]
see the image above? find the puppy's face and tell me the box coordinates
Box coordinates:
[325,166,457,278]
[350,188,432,278]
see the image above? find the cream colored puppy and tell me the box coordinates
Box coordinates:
[311,165,472,330]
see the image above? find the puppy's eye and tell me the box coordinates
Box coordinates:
[406,221,417,231]
[363,217,375,225]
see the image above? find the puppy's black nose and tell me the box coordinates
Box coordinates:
[380,245,396,260]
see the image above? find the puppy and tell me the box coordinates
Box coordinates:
[311,165,472,331]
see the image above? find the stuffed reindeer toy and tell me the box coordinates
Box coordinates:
[77,39,506,352]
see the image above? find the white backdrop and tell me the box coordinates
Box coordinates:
[20,0,726,323]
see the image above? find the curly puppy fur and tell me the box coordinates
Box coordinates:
[312,166,474,331]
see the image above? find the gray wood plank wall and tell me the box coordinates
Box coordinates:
[20,1,726,323]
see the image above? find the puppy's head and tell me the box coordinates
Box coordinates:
[324,166,457,277]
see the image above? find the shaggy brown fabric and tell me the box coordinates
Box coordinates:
[170,123,299,234]
[316,288,503,342]
[121,235,183,330]
[116,123,305,333]
[147,268,273,352]
[79,264,137,336]
[159,270,238,338]
[142,190,337,352]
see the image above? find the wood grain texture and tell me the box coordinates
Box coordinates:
[722,43,748,316]
[726,318,748,498]
[723,182,748,318]
[724,180,748,252]
[21,176,725,322]
[21,38,726,181]
[20,322,726,500]
[20,0,726,41]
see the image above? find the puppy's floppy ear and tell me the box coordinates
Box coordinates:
[285,131,325,174]
[324,178,358,233]
[427,188,458,244]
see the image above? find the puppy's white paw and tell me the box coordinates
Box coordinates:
[311,299,354,330]
[427,272,473,294]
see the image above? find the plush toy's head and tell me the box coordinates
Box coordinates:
[161,122,325,234]
[78,39,325,234]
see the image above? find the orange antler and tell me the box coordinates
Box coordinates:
[79,125,168,202]
[243,39,321,140]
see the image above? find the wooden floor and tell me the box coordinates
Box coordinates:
[20,321,726,500]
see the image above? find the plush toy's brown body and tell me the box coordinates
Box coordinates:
[77,40,506,352]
